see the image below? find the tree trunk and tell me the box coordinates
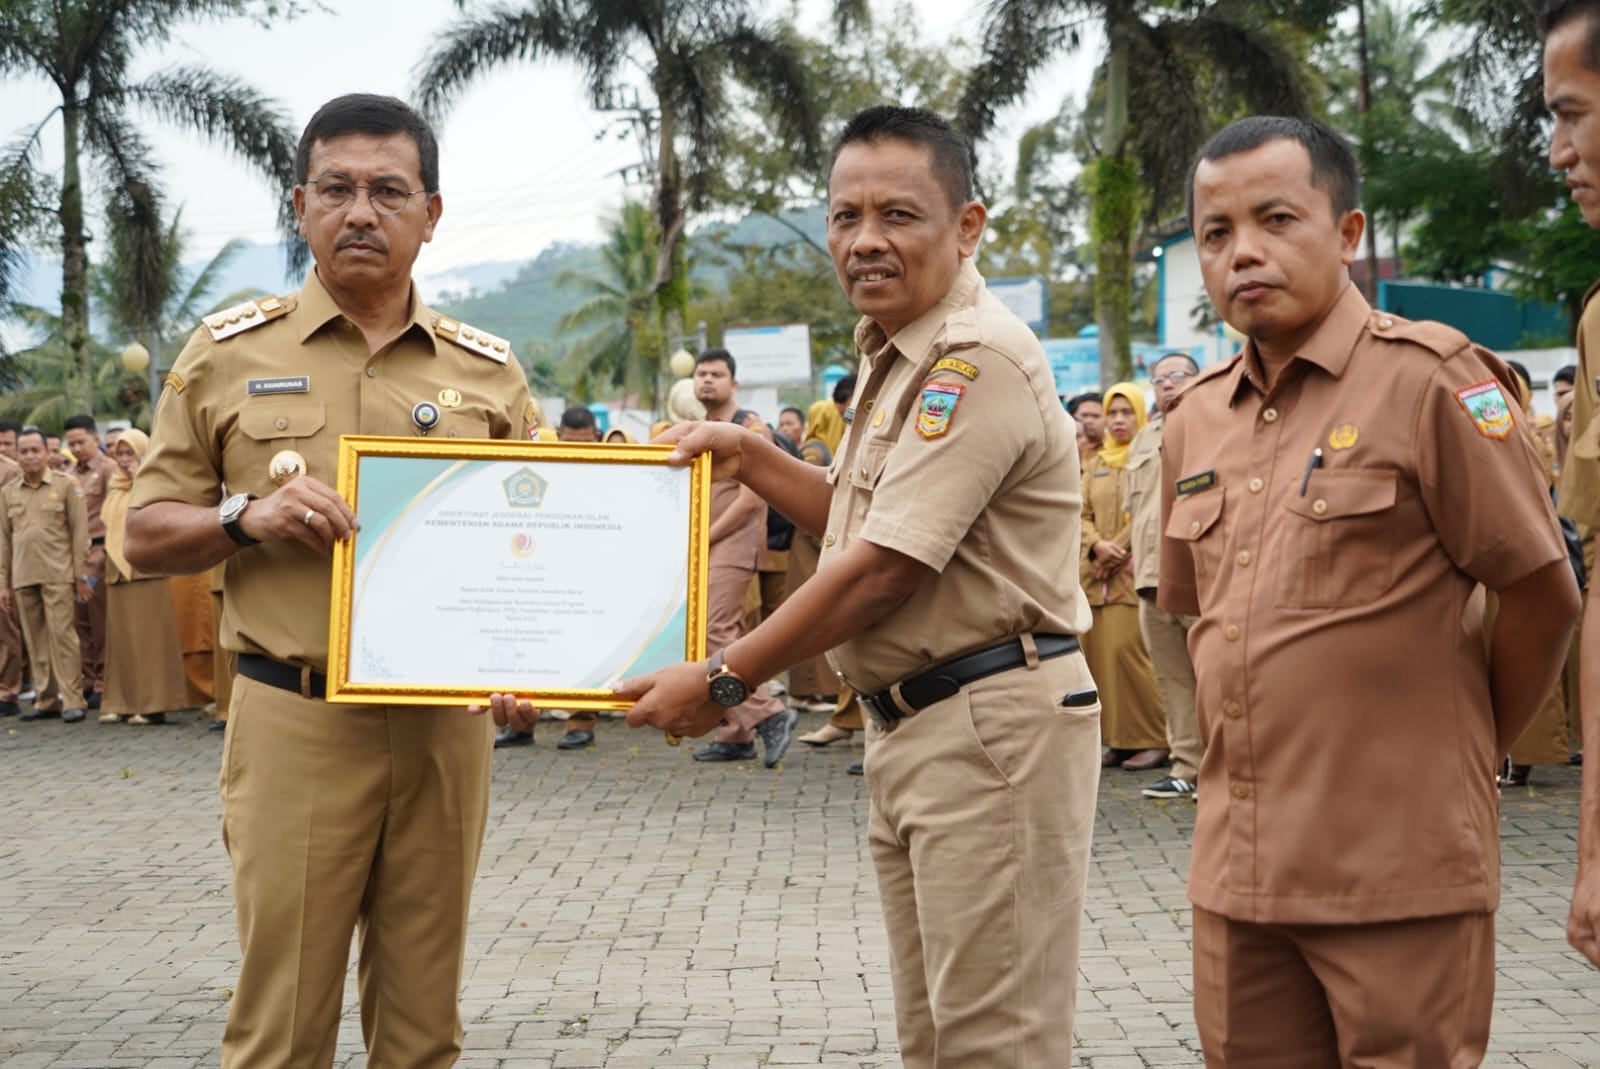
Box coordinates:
[60,103,93,413]
[1356,0,1381,303]
[652,103,684,296]
[1092,36,1135,386]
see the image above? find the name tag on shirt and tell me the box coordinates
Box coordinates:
[1176,470,1217,496]
[246,376,311,396]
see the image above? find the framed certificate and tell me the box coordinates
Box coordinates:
[326,436,710,708]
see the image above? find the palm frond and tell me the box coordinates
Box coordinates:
[412,1,582,120]
[958,0,1091,139]
[83,105,169,332]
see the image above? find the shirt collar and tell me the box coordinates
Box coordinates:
[852,258,983,368]
[294,267,437,352]
[1226,282,1369,405]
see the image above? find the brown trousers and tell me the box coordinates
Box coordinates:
[220,676,491,1069]
[707,562,783,744]
[866,649,1100,1067]
[1192,906,1493,1069]
[1138,599,1202,781]
[72,543,106,694]
[15,583,83,711]
[782,529,836,698]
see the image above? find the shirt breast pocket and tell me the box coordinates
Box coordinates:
[1165,488,1226,603]
[840,438,892,535]
[1276,469,1398,610]
[235,402,330,493]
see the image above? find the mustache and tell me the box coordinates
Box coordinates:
[336,230,388,254]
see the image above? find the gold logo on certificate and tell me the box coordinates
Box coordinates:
[501,467,548,508]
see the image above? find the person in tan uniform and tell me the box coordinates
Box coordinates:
[589,106,1101,1068]
[1,429,91,723]
[1545,0,1600,970]
[63,414,114,709]
[124,94,534,1069]
[1163,116,1577,1065]
[0,440,24,718]
[1126,353,1203,800]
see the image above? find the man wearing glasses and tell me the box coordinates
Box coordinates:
[1126,353,1203,801]
[126,94,534,1068]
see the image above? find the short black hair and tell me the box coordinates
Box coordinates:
[1154,352,1201,375]
[1066,391,1103,416]
[559,406,597,431]
[0,419,19,435]
[697,348,736,378]
[780,406,805,422]
[830,106,975,212]
[832,373,858,404]
[296,94,440,194]
[1187,116,1360,223]
[1543,1,1600,69]
[62,414,96,434]
[17,429,46,448]
[1555,363,1578,385]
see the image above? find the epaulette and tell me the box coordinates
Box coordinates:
[1163,356,1237,416]
[203,295,291,341]
[942,307,981,351]
[434,316,510,364]
[1367,311,1470,360]
[1584,278,1600,312]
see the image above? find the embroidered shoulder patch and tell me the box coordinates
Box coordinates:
[164,372,185,395]
[916,381,966,440]
[931,356,980,380]
[1454,380,1515,440]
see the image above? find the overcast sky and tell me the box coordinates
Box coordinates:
[6,0,1092,292]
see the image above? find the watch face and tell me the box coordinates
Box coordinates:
[708,673,747,707]
[220,494,249,522]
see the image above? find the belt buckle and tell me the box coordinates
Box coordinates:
[863,693,898,730]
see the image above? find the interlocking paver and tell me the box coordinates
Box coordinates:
[3,712,1598,1066]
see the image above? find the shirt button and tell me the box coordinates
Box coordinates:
[365,366,378,378]
[1231,781,1250,799]
[1262,407,1279,423]
[274,417,288,431]
[1236,551,1252,567]
[1312,499,1328,516]
[1378,317,1394,329]
[1223,701,1242,719]
[1225,625,1241,641]
[1248,477,1264,493]
[823,533,836,547]
[1189,520,1201,535]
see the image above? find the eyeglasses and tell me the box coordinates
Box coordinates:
[305,175,430,215]
[1151,369,1196,386]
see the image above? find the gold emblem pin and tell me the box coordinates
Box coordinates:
[438,388,463,409]
[1328,423,1359,450]
[872,409,886,428]
[269,450,308,486]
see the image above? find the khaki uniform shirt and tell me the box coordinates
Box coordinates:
[131,269,535,671]
[1080,454,1136,608]
[0,469,89,588]
[1560,281,1600,528]
[1125,417,1164,595]
[73,453,116,541]
[820,260,1089,693]
[1158,284,1566,924]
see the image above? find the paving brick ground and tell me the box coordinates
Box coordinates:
[2,710,1597,1067]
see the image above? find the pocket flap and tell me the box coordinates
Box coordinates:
[1284,469,1397,521]
[846,439,893,489]
[1166,487,1224,541]
[239,402,326,441]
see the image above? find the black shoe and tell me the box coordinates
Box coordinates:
[1141,774,1197,800]
[0,700,18,717]
[493,727,534,749]
[692,740,756,762]
[62,708,86,723]
[86,692,101,711]
[556,729,594,750]
[19,708,60,722]
[208,719,227,733]
[755,707,799,768]
[847,760,864,776]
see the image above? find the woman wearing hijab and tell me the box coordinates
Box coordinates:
[98,430,190,725]
[604,427,637,444]
[1080,382,1167,770]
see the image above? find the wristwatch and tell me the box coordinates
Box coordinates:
[706,649,751,708]
[219,492,258,546]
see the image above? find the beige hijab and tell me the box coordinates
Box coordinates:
[102,429,149,578]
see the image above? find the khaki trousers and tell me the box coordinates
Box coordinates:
[15,583,84,710]
[1138,599,1202,781]
[219,676,491,1069]
[72,543,106,694]
[707,562,783,744]
[782,529,836,698]
[1082,602,1165,750]
[1192,906,1493,1069]
[0,585,23,700]
[865,650,1101,1068]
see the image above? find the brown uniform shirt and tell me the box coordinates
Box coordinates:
[1560,281,1600,528]
[1158,284,1566,924]
[1080,454,1136,607]
[0,469,89,588]
[1125,417,1164,595]
[131,269,535,671]
[820,259,1089,693]
[73,453,116,540]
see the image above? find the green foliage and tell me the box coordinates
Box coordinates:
[688,240,860,369]
[1087,155,1140,382]
[1507,200,1600,337]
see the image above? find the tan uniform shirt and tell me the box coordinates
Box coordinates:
[1158,284,1566,924]
[820,259,1089,693]
[73,453,116,541]
[0,469,89,588]
[1560,281,1600,528]
[131,270,535,671]
[1125,417,1164,595]
[1080,455,1136,608]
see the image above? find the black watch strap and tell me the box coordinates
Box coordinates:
[222,495,259,547]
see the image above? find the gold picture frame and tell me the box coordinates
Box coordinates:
[326,435,710,707]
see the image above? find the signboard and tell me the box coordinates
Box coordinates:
[988,276,1047,332]
[723,323,812,386]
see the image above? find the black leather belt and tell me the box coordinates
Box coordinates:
[90,536,105,546]
[860,633,1080,729]
[237,653,326,700]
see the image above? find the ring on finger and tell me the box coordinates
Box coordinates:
[303,508,316,526]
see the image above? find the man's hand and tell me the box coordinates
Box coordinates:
[0,588,11,614]
[473,693,540,732]
[651,421,751,482]
[239,475,359,550]
[74,578,91,603]
[1571,862,1600,967]
[617,661,725,740]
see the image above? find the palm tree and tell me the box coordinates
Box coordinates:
[959,0,1328,382]
[413,0,822,306]
[0,0,299,412]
